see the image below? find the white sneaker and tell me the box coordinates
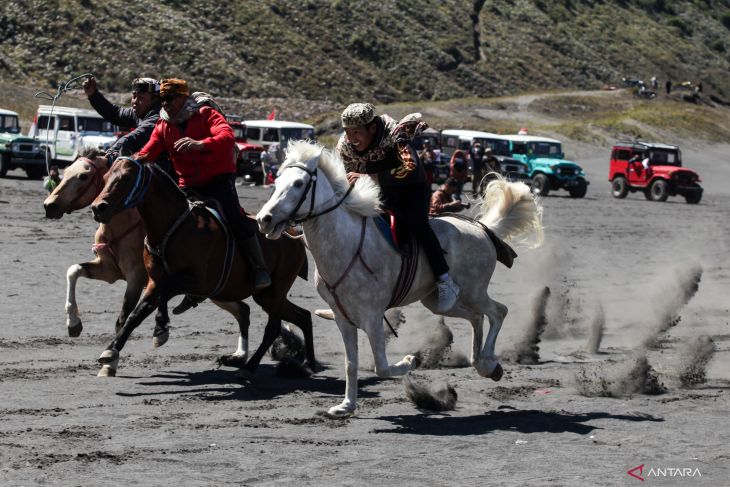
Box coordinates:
[436,277,460,313]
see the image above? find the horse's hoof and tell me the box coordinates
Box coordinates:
[152,330,169,349]
[490,363,504,382]
[314,309,335,320]
[98,349,119,364]
[218,354,248,368]
[97,366,116,377]
[326,404,355,419]
[236,368,255,382]
[67,320,83,338]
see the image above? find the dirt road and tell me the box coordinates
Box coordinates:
[0,141,728,486]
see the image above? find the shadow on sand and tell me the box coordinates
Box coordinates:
[373,408,663,436]
[115,364,384,401]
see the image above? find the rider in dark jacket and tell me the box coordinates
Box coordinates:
[337,103,460,313]
[83,76,170,171]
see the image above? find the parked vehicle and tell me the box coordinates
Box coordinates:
[440,129,529,186]
[28,106,118,166]
[229,120,266,185]
[608,141,702,204]
[0,108,46,179]
[503,134,589,198]
[242,120,315,164]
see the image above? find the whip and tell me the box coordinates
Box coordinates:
[33,72,94,175]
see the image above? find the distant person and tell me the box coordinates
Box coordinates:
[430,178,468,215]
[650,76,658,90]
[449,149,469,199]
[418,139,437,187]
[43,165,61,193]
[695,81,703,93]
[665,80,672,95]
[469,141,485,193]
[484,147,501,175]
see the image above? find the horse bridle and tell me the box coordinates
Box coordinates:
[114,157,152,209]
[282,156,354,226]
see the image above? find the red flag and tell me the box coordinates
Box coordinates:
[267,110,276,121]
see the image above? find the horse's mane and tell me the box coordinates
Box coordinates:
[281,140,381,217]
[147,162,187,200]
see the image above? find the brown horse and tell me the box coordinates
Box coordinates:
[43,150,260,377]
[90,157,315,377]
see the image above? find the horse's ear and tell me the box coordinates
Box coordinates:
[307,148,323,168]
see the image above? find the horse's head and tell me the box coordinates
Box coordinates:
[43,149,109,219]
[91,157,147,223]
[257,141,323,239]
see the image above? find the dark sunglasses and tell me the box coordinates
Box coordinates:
[161,93,181,102]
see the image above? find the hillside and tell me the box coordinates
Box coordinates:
[2,0,730,104]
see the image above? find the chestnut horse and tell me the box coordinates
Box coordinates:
[90,157,315,377]
[43,151,258,376]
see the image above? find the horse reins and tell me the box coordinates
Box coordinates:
[280,160,403,335]
[282,159,355,226]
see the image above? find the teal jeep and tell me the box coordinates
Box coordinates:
[1,108,46,179]
[505,134,589,198]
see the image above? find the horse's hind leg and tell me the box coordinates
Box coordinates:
[474,295,508,381]
[238,315,282,380]
[278,300,317,370]
[212,299,251,368]
[152,299,170,349]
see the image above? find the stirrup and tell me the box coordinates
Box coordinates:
[172,295,204,315]
[253,268,272,291]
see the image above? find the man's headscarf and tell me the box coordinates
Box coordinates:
[160,78,190,97]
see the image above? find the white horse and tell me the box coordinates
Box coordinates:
[257,141,544,417]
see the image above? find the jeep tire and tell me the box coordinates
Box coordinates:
[648,179,669,202]
[531,173,550,197]
[684,186,702,204]
[0,153,9,178]
[568,178,588,198]
[611,177,629,199]
[25,165,47,180]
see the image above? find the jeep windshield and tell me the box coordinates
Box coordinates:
[1,114,20,134]
[281,127,315,142]
[529,141,562,158]
[477,138,511,157]
[77,117,116,135]
[648,148,681,167]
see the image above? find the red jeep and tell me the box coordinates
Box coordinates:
[608,141,703,204]
[229,121,266,185]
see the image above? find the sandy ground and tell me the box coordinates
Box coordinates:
[0,139,729,487]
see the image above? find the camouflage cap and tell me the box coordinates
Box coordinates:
[341,103,376,128]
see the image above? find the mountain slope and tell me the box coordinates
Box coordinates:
[2,0,730,102]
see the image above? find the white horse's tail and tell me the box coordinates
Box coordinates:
[474,177,544,249]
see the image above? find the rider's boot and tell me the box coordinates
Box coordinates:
[240,235,272,291]
[436,276,460,313]
[172,295,205,315]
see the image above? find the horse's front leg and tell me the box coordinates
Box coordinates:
[98,281,160,376]
[364,315,419,378]
[212,299,251,368]
[65,258,121,337]
[328,317,359,418]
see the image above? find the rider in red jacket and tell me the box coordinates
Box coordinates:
[135,78,271,314]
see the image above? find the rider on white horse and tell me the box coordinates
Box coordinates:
[337,103,459,313]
